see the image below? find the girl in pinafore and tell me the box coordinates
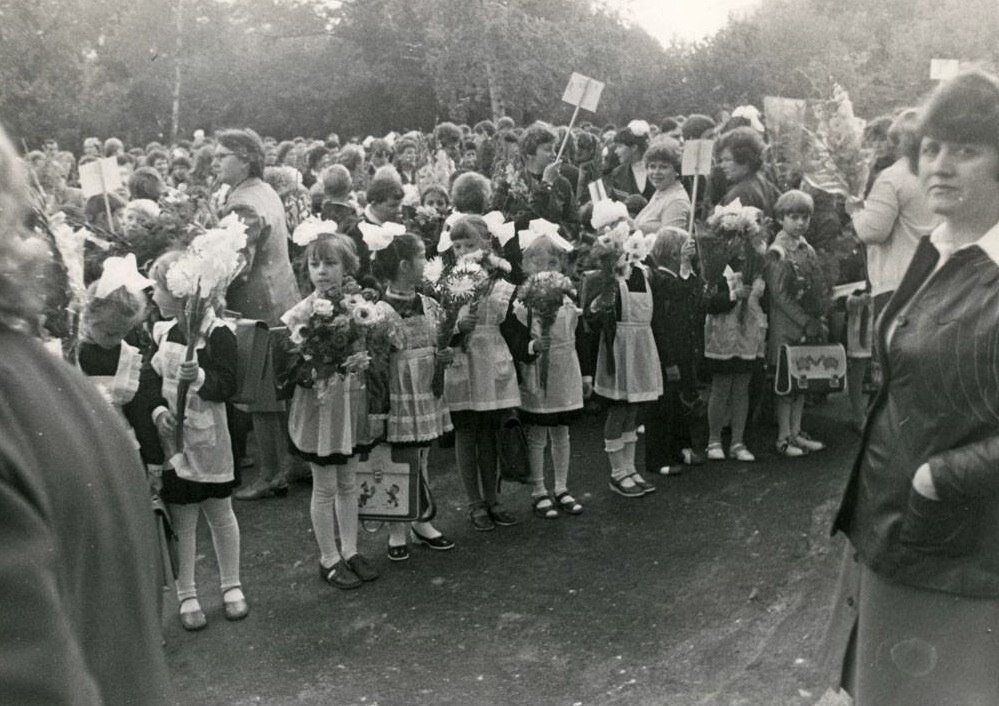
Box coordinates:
[514,231,585,518]
[149,250,248,632]
[583,219,665,498]
[368,230,457,561]
[442,216,534,531]
[281,232,380,591]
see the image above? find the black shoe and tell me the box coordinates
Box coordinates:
[410,528,456,550]
[319,561,362,590]
[345,553,380,582]
[488,505,519,527]
[469,507,495,531]
[387,544,410,561]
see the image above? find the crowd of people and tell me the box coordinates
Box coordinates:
[6,68,999,705]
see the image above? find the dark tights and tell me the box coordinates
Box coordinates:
[452,410,505,510]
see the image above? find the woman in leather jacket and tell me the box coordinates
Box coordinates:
[826,70,999,705]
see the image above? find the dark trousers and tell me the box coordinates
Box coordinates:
[644,361,696,473]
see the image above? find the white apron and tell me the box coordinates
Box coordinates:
[594,270,664,402]
[515,297,584,414]
[83,340,143,452]
[444,278,521,412]
[287,372,372,460]
[377,296,453,443]
[151,318,234,484]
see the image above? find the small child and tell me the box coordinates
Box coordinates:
[370,232,456,560]
[515,233,585,518]
[282,232,380,590]
[148,250,247,631]
[765,189,828,457]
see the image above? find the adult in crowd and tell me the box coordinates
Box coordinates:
[344,167,405,276]
[0,124,170,704]
[716,126,781,218]
[213,128,300,500]
[608,120,655,201]
[393,136,422,186]
[827,70,999,705]
[634,137,691,234]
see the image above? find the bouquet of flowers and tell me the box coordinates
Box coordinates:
[403,203,446,253]
[162,213,248,450]
[493,161,533,222]
[423,255,490,396]
[786,254,832,322]
[705,199,767,325]
[517,271,576,391]
[802,84,871,200]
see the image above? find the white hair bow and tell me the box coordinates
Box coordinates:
[482,211,517,247]
[292,216,339,247]
[591,199,630,230]
[95,253,154,299]
[732,105,765,133]
[359,221,406,252]
[519,218,573,252]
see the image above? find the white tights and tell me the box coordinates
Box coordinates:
[310,460,359,568]
[526,425,571,497]
[171,497,242,603]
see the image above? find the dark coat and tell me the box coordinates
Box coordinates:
[608,162,656,202]
[720,171,781,220]
[0,328,171,704]
[832,233,999,598]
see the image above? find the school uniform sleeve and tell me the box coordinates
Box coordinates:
[766,252,812,328]
[703,275,738,315]
[122,361,166,466]
[500,296,536,364]
[193,326,237,403]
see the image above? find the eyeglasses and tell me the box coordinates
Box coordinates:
[215,149,236,160]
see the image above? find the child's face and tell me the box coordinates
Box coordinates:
[123,209,150,234]
[451,237,484,260]
[309,253,344,293]
[524,249,561,276]
[400,243,427,283]
[781,212,810,238]
[86,317,133,349]
[152,281,182,318]
[460,150,478,169]
[423,193,448,212]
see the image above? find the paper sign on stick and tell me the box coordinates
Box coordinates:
[588,179,608,203]
[79,157,123,199]
[561,72,604,113]
[930,59,960,81]
[681,140,714,177]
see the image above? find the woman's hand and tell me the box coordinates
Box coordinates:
[845,196,864,216]
[532,335,552,353]
[542,161,562,185]
[436,347,455,365]
[178,360,200,383]
[750,277,766,299]
[912,463,940,501]
[680,238,697,266]
[457,313,478,334]
[665,365,681,382]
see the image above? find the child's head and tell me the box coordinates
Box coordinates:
[522,235,566,276]
[305,234,358,293]
[148,250,187,319]
[449,216,492,259]
[122,198,161,234]
[420,184,449,212]
[372,233,425,284]
[624,193,648,218]
[774,189,814,236]
[81,281,147,349]
[650,226,689,272]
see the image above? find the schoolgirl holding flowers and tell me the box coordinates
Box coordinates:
[280,228,382,590]
[367,227,456,560]
[514,228,585,518]
[439,216,534,531]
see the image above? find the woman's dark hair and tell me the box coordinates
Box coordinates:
[907,70,999,175]
[145,149,169,167]
[216,128,266,179]
[305,144,330,171]
[520,124,558,158]
[660,117,681,134]
[371,233,424,281]
[170,155,193,170]
[128,167,165,201]
[473,120,496,137]
[574,130,598,159]
[717,126,765,173]
[103,137,124,157]
[420,184,449,207]
[368,139,391,158]
[337,144,365,172]
[643,137,683,173]
[613,124,650,152]
[304,234,359,276]
[864,115,893,143]
[275,140,296,165]
[191,146,214,181]
[681,114,716,141]
[496,116,516,131]
[85,192,126,226]
[434,122,462,148]
[450,172,491,214]
[393,137,418,156]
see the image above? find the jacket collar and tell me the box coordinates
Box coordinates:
[930,220,999,266]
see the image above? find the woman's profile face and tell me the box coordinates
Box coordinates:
[719,148,751,183]
[918,137,999,217]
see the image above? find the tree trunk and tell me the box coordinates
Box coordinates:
[171,0,184,142]
[484,58,505,120]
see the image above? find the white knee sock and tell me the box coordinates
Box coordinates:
[310,463,342,568]
[605,437,628,481]
[170,503,201,603]
[621,431,639,476]
[526,425,549,497]
[334,459,359,560]
[201,497,242,594]
[550,425,571,495]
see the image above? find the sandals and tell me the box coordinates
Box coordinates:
[729,443,756,462]
[608,475,645,497]
[532,495,559,520]
[179,597,207,631]
[555,492,583,515]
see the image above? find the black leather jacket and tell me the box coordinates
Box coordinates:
[833,231,999,598]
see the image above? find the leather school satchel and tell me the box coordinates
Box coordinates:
[355,446,433,522]
[497,409,530,484]
[226,318,272,406]
[774,343,847,396]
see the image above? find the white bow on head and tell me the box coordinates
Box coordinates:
[436,211,466,253]
[519,218,573,252]
[359,221,406,252]
[591,200,629,230]
[95,253,154,299]
[482,211,517,247]
[292,216,339,247]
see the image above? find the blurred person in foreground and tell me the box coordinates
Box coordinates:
[0,125,170,703]
[826,70,999,705]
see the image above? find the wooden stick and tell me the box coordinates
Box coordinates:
[555,79,588,163]
[98,164,117,236]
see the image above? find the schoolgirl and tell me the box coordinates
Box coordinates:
[148,250,248,631]
[442,216,534,531]
[368,231,456,560]
[281,232,380,590]
[514,232,585,518]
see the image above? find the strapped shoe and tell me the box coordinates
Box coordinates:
[179,598,207,631]
[345,554,379,582]
[792,432,826,452]
[387,544,410,562]
[609,475,645,497]
[319,560,362,590]
[410,528,456,550]
[729,443,756,462]
[555,491,583,515]
[532,495,559,519]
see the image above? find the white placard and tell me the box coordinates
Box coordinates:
[930,59,960,81]
[561,72,605,113]
[79,157,123,199]
[588,178,608,203]
[681,139,714,177]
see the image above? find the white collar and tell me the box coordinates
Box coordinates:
[930,220,999,266]
[363,204,383,226]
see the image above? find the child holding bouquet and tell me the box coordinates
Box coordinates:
[441,216,534,531]
[765,190,830,457]
[280,232,382,590]
[514,231,585,519]
[148,250,247,631]
[581,214,663,498]
[369,231,456,560]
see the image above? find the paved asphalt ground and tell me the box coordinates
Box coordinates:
[166,395,859,705]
